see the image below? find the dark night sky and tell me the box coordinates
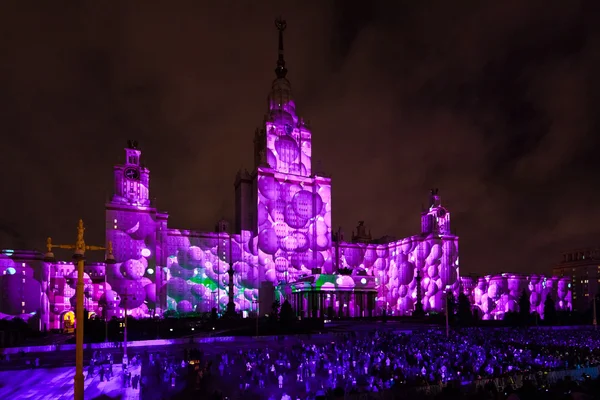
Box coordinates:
[0,1,599,275]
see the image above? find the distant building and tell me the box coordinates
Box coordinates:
[552,247,600,312]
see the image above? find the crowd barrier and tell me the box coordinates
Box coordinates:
[0,333,332,355]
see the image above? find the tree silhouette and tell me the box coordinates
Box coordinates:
[518,289,531,325]
[543,294,557,325]
[269,300,280,323]
[457,293,472,325]
[279,300,295,325]
[446,292,457,323]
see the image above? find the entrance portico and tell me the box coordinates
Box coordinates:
[278,274,377,319]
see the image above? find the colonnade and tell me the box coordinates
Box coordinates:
[287,290,376,318]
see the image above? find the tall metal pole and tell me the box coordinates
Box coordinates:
[593,294,597,330]
[218,235,220,315]
[44,221,114,400]
[104,272,108,342]
[74,256,85,398]
[254,300,259,336]
[445,287,450,338]
[123,305,128,365]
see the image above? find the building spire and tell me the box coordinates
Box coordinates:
[274,17,288,79]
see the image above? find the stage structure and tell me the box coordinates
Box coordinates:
[0,19,572,330]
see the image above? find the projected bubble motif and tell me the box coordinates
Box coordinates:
[257,174,333,287]
[460,275,572,320]
[335,235,460,315]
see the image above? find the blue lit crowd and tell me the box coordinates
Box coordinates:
[3,328,600,399]
[193,328,600,399]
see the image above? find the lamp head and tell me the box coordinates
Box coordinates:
[105,241,117,264]
[44,237,56,262]
[43,252,56,263]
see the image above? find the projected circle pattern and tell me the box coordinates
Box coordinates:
[256,174,333,286]
[461,275,572,320]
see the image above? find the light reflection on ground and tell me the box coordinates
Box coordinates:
[0,365,140,400]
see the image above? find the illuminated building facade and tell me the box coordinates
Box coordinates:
[552,248,600,312]
[0,19,563,329]
[0,20,463,329]
[0,20,461,328]
[460,274,572,320]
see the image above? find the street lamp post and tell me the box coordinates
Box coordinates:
[593,294,597,330]
[211,290,217,312]
[224,236,238,318]
[156,315,160,339]
[44,220,115,400]
[253,300,260,336]
[104,271,109,342]
[123,303,128,365]
[444,285,451,338]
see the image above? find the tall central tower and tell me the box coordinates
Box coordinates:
[253,18,313,176]
[251,19,333,287]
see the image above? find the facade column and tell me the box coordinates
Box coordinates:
[320,292,324,318]
[345,293,350,318]
[293,292,297,316]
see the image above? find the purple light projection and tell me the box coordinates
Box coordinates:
[0,255,43,317]
[256,171,333,285]
[327,190,460,315]
[0,22,571,327]
[161,230,258,314]
[255,30,332,293]
[460,274,572,320]
[336,234,459,315]
[104,141,162,319]
[264,119,312,176]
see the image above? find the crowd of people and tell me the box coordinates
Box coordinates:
[4,327,600,399]
[162,327,600,399]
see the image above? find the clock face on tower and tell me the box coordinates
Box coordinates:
[124,168,140,180]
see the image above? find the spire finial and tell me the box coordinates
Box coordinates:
[274,17,288,79]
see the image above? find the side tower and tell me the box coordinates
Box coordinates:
[418,189,459,309]
[421,188,451,235]
[253,19,333,289]
[105,141,168,318]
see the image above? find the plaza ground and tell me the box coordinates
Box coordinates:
[0,364,141,400]
[0,321,432,399]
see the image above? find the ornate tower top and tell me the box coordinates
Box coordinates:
[127,140,139,150]
[421,189,451,235]
[125,140,141,166]
[429,188,441,209]
[111,141,151,206]
[274,17,288,79]
[253,18,313,177]
[267,17,295,116]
